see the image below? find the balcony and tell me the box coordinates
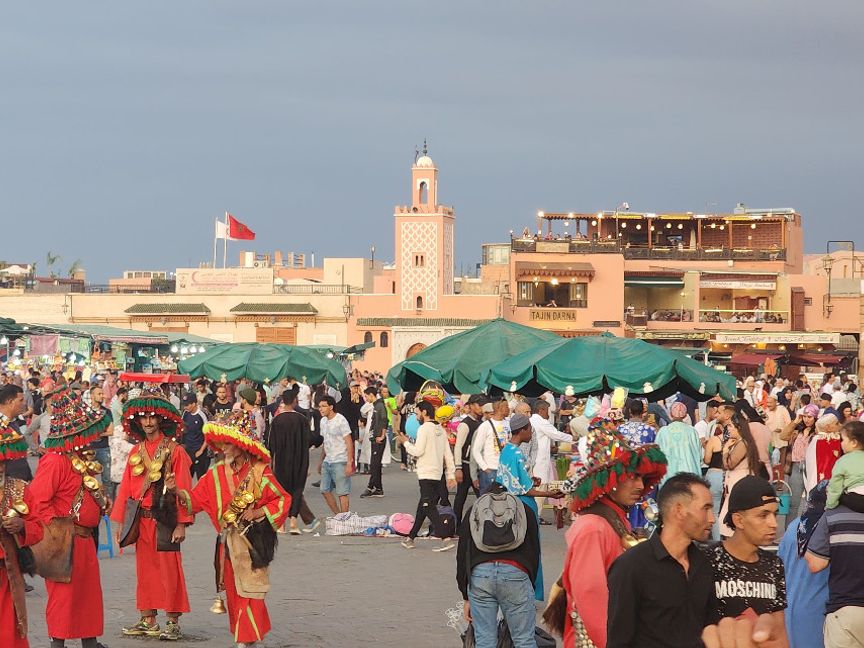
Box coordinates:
[274,284,361,295]
[510,238,786,261]
[699,309,788,324]
[625,309,694,327]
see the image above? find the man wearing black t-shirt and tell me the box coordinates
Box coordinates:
[704,476,788,626]
[209,383,234,418]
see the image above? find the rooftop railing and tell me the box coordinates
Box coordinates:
[511,238,786,261]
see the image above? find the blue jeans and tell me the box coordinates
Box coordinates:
[321,461,351,496]
[706,468,723,541]
[478,469,497,493]
[469,562,536,648]
[93,446,115,500]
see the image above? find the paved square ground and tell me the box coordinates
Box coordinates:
[25,452,567,647]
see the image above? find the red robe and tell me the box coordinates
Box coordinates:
[0,486,42,648]
[182,461,290,643]
[110,435,193,613]
[562,499,630,648]
[27,452,104,639]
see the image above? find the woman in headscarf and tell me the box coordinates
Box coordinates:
[780,403,819,524]
[654,401,701,485]
[776,481,830,648]
[803,413,841,498]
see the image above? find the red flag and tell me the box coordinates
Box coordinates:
[227,213,255,240]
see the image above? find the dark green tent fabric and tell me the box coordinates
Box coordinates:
[178,343,347,387]
[485,333,736,401]
[386,318,560,394]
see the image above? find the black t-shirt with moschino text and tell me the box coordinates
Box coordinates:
[702,542,787,619]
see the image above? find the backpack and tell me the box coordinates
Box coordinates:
[433,505,456,539]
[469,490,527,553]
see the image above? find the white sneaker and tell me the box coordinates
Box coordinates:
[434,540,456,552]
[401,538,415,549]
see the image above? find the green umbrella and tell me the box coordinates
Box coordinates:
[386,318,560,394]
[486,332,736,401]
[178,343,347,387]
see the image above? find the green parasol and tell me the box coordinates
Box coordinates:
[485,332,736,401]
[385,318,560,394]
[178,343,347,387]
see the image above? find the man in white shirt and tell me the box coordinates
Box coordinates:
[530,400,572,484]
[317,395,355,514]
[289,377,312,412]
[472,399,510,492]
[694,401,719,444]
[763,395,791,476]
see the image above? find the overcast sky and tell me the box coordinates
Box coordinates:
[2,2,862,282]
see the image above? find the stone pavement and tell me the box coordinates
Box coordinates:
[25,452,568,647]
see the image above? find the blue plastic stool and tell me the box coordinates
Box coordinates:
[97,515,114,558]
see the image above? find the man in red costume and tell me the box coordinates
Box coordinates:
[549,416,667,648]
[27,387,112,648]
[0,419,43,648]
[168,410,290,648]
[111,388,192,641]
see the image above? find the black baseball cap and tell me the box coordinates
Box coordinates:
[466,394,488,406]
[181,393,197,406]
[724,475,778,528]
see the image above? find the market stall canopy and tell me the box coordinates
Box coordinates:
[786,352,845,367]
[485,332,736,401]
[386,318,561,394]
[178,343,347,387]
[729,352,783,367]
[120,372,191,384]
[29,323,221,347]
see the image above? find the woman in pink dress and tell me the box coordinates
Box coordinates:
[718,412,763,537]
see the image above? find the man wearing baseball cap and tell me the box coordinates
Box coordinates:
[703,476,788,630]
[181,393,209,482]
[452,394,486,522]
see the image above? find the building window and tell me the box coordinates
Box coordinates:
[419,181,428,204]
[413,254,425,268]
[416,296,423,310]
[804,297,813,306]
[517,281,535,307]
[570,282,588,308]
[363,331,373,344]
[380,332,389,348]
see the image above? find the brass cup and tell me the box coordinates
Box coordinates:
[3,508,19,519]
[149,470,162,483]
[12,500,29,516]
[86,461,103,474]
[210,596,227,614]
[222,510,238,525]
[81,450,96,460]
[150,460,164,473]
[129,454,143,467]
[240,491,256,504]
[132,464,146,477]
[83,475,100,491]
[71,457,87,474]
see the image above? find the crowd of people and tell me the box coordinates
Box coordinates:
[0,363,863,648]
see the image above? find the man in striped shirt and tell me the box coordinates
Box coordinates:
[805,495,864,645]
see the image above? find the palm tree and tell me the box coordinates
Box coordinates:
[46,251,61,278]
[67,259,82,278]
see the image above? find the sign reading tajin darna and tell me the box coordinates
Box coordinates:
[530,309,578,322]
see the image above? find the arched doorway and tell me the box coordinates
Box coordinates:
[405,342,426,359]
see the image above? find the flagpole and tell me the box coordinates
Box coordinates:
[224,211,229,268]
[212,219,218,268]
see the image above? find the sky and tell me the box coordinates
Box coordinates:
[1,1,862,282]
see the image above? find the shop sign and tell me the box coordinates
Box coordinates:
[175,267,274,295]
[700,280,776,290]
[530,309,578,322]
[637,331,711,340]
[535,241,570,253]
[713,332,841,344]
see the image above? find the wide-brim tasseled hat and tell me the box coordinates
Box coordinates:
[43,387,112,452]
[0,419,28,462]
[204,409,269,462]
[564,416,667,513]
[122,388,183,440]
